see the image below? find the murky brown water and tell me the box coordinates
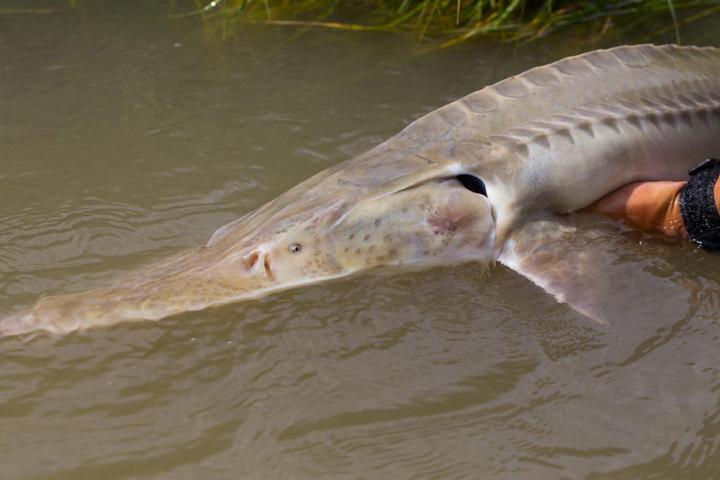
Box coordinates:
[2,2,720,479]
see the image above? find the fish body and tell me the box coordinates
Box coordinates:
[4,44,720,336]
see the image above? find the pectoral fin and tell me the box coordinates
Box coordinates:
[499,214,694,324]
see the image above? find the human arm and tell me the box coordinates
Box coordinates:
[584,159,720,246]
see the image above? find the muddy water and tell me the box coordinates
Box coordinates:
[2,2,720,479]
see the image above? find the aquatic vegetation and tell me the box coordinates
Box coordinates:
[175,0,720,46]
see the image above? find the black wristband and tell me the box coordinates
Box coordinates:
[679,158,720,251]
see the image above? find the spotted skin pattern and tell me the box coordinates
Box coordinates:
[3,44,720,336]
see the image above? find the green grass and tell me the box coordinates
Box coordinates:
[174,0,720,46]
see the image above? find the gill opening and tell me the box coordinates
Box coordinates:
[327,167,488,230]
[390,172,488,196]
[456,174,487,196]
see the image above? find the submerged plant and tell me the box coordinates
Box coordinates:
[174,0,720,46]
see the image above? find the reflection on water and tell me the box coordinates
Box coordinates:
[1,2,720,479]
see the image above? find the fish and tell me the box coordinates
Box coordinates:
[3,43,720,337]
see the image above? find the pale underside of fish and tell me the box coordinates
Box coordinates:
[3,44,720,337]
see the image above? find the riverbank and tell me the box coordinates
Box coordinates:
[174,0,720,46]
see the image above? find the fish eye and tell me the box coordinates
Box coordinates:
[457,174,487,197]
[288,243,302,254]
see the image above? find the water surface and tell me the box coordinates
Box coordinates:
[2,3,720,479]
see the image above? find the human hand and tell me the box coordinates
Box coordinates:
[584,181,689,238]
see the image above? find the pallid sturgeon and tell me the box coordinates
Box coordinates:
[3,44,720,337]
